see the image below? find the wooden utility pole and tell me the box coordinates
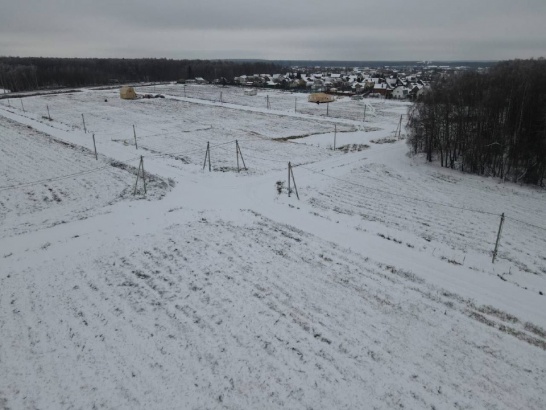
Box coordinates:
[82,114,87,133]
[92,134,97,160]
[492,213,505,263]
[287,162,300,200]
[133,156,147,195]
[133,125,138,149]
[235,140,247,172]
[203,142,211,171]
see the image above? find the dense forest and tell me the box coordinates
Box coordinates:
[0,57,281,92]
[407,58,546,186]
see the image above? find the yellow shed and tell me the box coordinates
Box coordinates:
[308,93,335,104]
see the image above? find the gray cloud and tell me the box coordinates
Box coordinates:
[1,0,545,60]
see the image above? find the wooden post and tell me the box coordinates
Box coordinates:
[133,125,138,149]
[203,142,211,171]
[236,139,240,172]
[492,213,505,263]
[47,105,51,120]
[290,162,300,200]
[334,124,337,150]
[133,157,142,195]
[220,91,223,103]
[7,98,10,107]
[363,104,367,122]
[141,156,147,194]
[295,97,297,113]
[398,115,403,139]
[236,140,247,171]
[20,99,25,112]
[288,162,291,197]
[133,156,147,195]
[92,134,97,160]
[184,85,186,98]
[326,102,329,117]
[82,114,87,133]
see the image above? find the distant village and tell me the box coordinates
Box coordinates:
[182,64,485,100]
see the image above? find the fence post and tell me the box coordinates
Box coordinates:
[236,140,240,172]
[92,134,97,160]
[288,162,291,197]
[133,125,138,149]
[82,114,87,133]
[141,156,147,194]
[20,99,25,112]
[334,124,337,150]
[47,105,51,120]
[290,163,300,200]
[203,142,211,171]
[492,213,505,263]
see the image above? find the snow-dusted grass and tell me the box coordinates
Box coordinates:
[0,116,168,238]
[1,86,545,409]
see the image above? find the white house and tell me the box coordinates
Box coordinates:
[392,85,411,99]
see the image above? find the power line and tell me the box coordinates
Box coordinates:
[505,216,546,233]
[0,155,141,192]
[298,165,502,217]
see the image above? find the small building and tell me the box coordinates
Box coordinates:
[308,93,335,104]
[120,86,137,100]
[392,85,410,99]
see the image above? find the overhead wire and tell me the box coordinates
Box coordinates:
[297,165,502,217]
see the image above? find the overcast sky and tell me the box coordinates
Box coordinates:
[1,0,545,61]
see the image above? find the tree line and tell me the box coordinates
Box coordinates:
[0,57,282,92]
[407,58,546,186]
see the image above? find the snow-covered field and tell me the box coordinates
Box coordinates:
[1,85,545,409]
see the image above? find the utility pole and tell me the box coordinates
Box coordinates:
[92,134,97,160]
[492,213,505,263]
[235,140,247,172]
[133,156,147,195]
[287,162,300,200]
[203,142,211,172]
[133,125,138,149]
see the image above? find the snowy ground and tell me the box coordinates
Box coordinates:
[1,85,545,409]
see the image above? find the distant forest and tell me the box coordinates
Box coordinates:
[408,59,546,186]
[0,57,282,92]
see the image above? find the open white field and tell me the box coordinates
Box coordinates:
[1,85,545,409]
